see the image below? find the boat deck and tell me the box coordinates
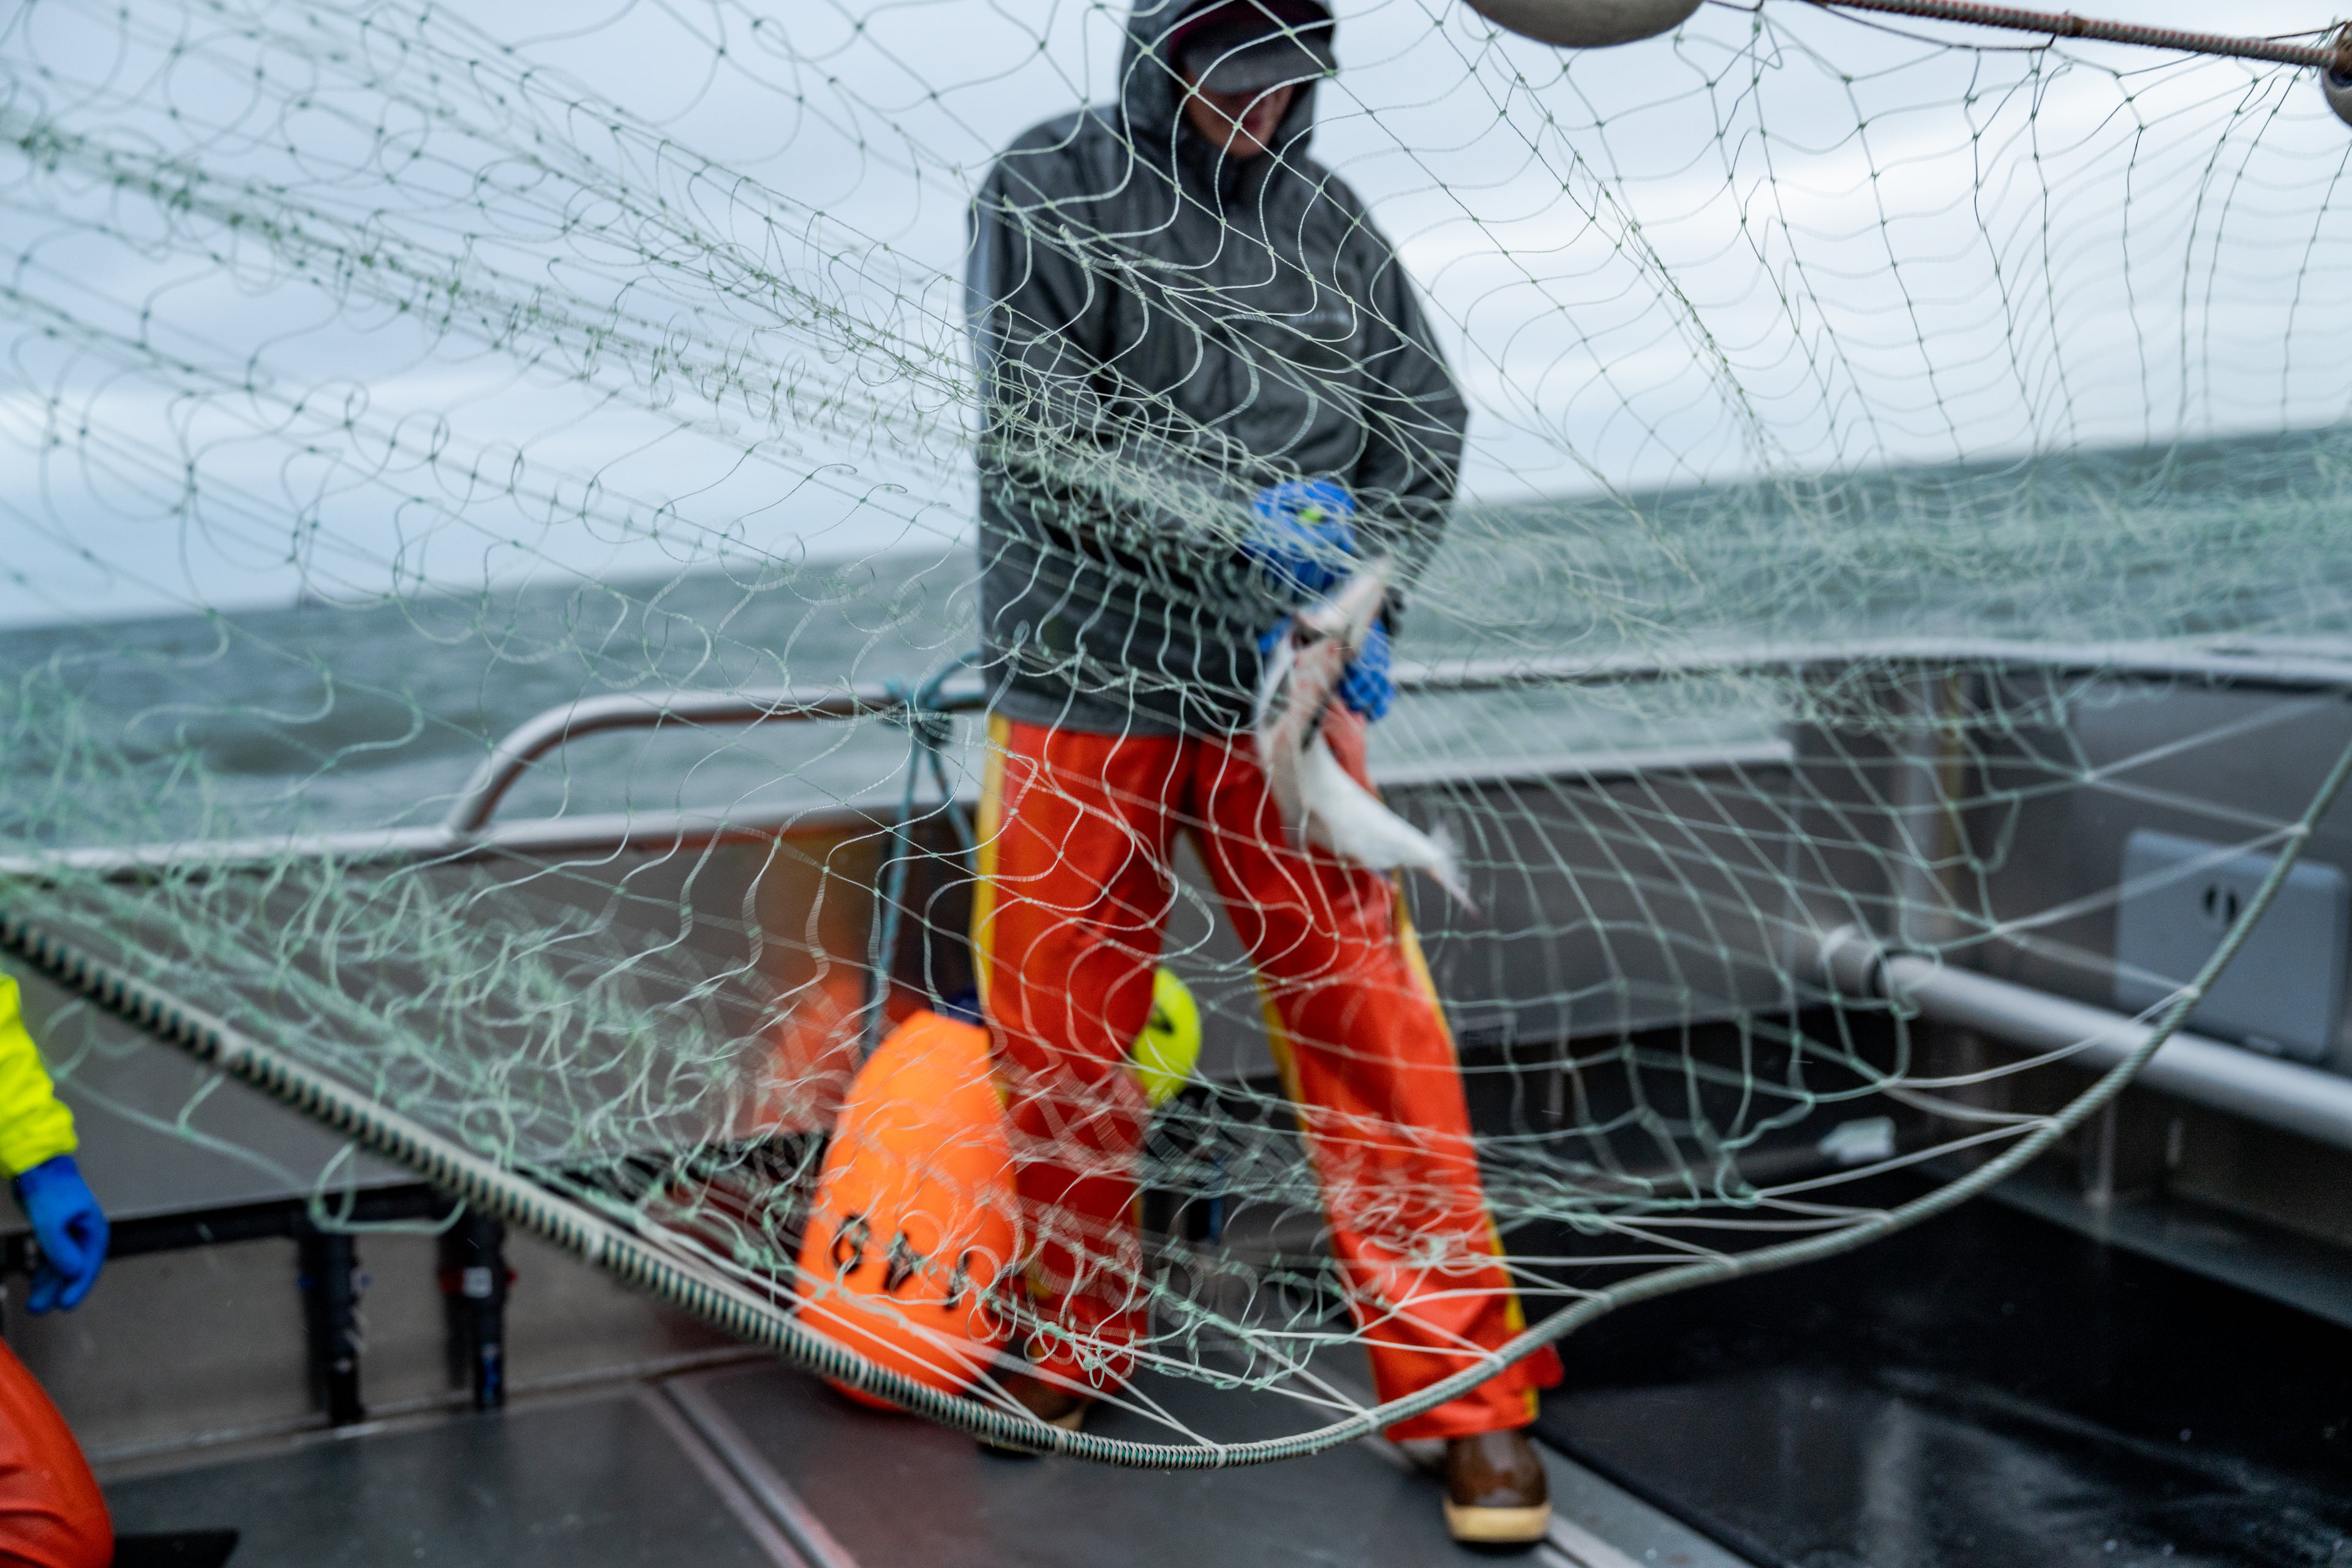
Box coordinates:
[94,1172,2352,1568]
[102,1362,1733,1568]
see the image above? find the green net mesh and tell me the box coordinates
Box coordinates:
[6,0,2352,1455]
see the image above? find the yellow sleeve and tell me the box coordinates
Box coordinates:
[0,974,77,1177]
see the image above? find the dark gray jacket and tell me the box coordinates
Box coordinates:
[966,0,1466,736]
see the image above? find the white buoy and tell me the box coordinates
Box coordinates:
[1464,0,1701,48]
[2326,64,2352,129]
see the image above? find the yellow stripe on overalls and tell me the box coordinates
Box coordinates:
[968,713,1012,1011]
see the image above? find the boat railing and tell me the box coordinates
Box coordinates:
[9,634,2352,883]
[444,684,985,836]
[445,634,2352,838]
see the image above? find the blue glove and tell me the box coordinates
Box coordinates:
[15,1155,107,1313]
[1256,619,1396,722]
[1248,481,1393,720]
[1243,480,1358,600]
[1337,621,1394,720]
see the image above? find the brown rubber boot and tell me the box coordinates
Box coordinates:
[976,1368,1094,1456]
[1442,1428,1553,1546]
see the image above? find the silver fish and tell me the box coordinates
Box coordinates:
[1253,560,1473,908]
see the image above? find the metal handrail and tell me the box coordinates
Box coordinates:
[442,635,2352,837]
[1392,635,2352,697]
[1815,926,2352,1153]
[12,633,2352,881]
[442,684,986,836]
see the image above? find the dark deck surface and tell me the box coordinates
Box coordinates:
[100,1181,2352,1568]
[105,1390,791,1567]
[685,1362,1531,1568]
[1535,1185,2352,1568]
[103,1362,1698,1568]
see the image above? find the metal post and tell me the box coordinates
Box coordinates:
[296,1228,365,1426]
[440,1210,510,1409]
[1893,669,1969,951]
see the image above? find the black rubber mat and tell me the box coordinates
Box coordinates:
[692,1361,1510,1568]
[1532,1184,2352,1568]
[102,1393,780,1568]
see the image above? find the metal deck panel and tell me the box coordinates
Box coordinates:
[102,1390,795,1568]
[680,1360,1559,1568]
[1534,1183,2352,1568]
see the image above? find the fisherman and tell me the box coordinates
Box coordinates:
[0,973,113,1568]
[965,0,1561,1542]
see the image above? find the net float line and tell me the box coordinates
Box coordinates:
[1800,1,2352,72]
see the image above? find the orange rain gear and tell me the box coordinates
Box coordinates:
[0,1338,109,1568]
[971,710,1561,1441]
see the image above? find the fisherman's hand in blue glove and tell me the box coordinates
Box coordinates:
[1247,480,1395,722]
[1336,620,1394,720]
[1243,479,1359,600]
[15,1155,108,1313]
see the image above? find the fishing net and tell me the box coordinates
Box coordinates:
[6,0,2352,1458]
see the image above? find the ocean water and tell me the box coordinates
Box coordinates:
[1,552,982,844]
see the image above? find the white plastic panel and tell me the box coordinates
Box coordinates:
[2114,829,2350,1066]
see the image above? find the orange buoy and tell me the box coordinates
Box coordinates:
[794,1009,1018,1409]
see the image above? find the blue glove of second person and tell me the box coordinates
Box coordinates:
[15,1154,108,1313]
[1243,479,1359,600]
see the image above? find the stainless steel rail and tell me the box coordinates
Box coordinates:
[1816,927,2352,1153]
[12,634,2352,883]
[445,685,983,836]
[445,636,2352,838]
[1393,635,2352,698]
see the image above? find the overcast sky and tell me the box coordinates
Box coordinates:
[2,0,2345,627]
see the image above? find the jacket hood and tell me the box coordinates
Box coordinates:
[1117,0,1330,199]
